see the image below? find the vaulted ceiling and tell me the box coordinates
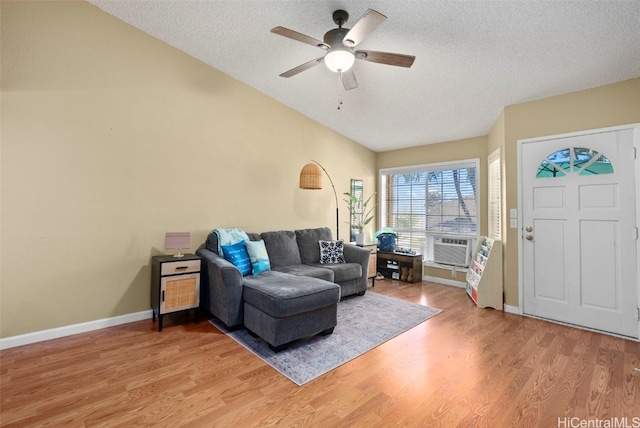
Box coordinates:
[89,1,640,152]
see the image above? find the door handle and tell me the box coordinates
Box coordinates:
[525,226,533,232]
[525,234,534,241]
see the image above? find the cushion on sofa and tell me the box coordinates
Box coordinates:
[221,240,252,276]
[307,262,362,283]
[273,264,334,282]
[243,271,340,318]
[295,227,333,264]
[261,230,302,268]
[206,233,220,254]
[245,239,271,275]
[246,232,261,241]
[319,239,345,264]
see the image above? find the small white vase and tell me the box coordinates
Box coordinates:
[355,233,365,246]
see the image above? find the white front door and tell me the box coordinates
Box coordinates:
[520,126,639,339]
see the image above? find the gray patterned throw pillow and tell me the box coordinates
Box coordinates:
[319,240,345,264]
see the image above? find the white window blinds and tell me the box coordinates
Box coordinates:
[380,159,479,256]
[488,149,502,240]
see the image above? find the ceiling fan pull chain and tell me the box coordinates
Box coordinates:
[337,71,344,110]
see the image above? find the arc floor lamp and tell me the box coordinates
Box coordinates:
[299,160,339,240]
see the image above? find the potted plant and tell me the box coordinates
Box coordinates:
[343,191,376,245]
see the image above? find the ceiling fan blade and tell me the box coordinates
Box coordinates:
[341,69,358,91]
[343,9,387,47]
[355,50,415,68]
[271,26,329,49]
[279,57,324,78]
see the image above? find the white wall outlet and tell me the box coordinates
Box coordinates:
[510,208,518,219]
[510,218,518,228]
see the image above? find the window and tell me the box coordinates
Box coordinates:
[380,159,479,261]
[488,149,501,240]
[536,147,614,178]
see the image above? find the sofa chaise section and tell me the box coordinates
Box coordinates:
[243,271,340,351]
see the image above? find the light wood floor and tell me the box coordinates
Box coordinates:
[1,280,639,427]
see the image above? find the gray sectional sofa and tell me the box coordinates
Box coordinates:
[196,227,370,351]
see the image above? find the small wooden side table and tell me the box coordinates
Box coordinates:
[357,244,377,286]
[151,254,201,331]
[376,251,423,283]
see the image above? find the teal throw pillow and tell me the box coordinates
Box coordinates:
[245,239,271,276]
[221,241,251,276]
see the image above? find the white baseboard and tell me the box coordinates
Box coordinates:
[424,276,522,315]
[504,304,521,315]
[423,275,467,288]
[0,295,524,351]
[0,310,153,350]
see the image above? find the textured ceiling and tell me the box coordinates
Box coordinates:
[88,0,640,152]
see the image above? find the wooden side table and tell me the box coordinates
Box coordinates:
[151,254,201,331]
[376,251,423,283]
[358,244,377,286]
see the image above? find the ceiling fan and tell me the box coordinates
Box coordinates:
[271,9,415,91]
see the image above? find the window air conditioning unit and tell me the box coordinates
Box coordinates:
[433,236,471,267]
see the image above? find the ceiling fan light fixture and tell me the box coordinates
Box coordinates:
[324,50,355,73]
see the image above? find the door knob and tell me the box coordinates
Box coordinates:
[525,234,534,241]
[525,226,533,232]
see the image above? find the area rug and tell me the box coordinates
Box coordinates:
[209,291,442,386]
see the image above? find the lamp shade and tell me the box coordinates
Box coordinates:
[165,232,191,258]
[298,159,339,239]
[165,232,190,250]
[324,50,355,73]
[299,163,322,189]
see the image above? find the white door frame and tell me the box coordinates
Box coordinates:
[516,123,640,338]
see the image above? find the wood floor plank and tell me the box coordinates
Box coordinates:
[1,280,639,427]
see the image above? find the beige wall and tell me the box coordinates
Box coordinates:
[487,111,507,298]
[0,1,376,338]
[501,78,640,306]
